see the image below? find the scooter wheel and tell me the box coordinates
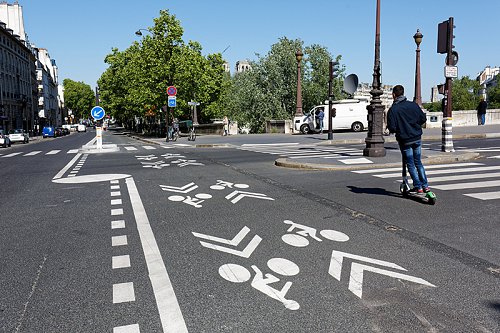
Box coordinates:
[428,197,436,205]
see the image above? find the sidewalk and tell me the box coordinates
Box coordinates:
[125,124,500,171]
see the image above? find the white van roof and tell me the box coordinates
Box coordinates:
[322,97,370,105]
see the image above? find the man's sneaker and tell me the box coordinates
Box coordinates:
[423,187,431,193]
[416,188,424,194]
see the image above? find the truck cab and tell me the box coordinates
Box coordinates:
[294,98,369,134]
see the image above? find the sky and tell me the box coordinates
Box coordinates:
[16,0,500,103]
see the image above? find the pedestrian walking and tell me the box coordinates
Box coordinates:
[223,116,229,136]
[387,85,430,194]
[317,108,325,132]
[476,97,487,125]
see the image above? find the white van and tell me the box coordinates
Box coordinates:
[77,124,87,132]
[294,98,369,134]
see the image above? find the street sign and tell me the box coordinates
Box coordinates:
[167,86,177,96]
[188,101,200,106]
[444,66,458,78]
[446,51,459,66]
[168,96,177,107]
[91,106,106,120]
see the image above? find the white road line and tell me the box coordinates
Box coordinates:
[428,172,500,183]
[112,235,128,246]
[2,152,22,158]
[464,191,500,200]
[125,177,188,332]
[24,151,41,156]
[114,324,140,333]
[111,208,124,215]
[67,149,79,154]
[113,282,135,303]
[374,166,499,178]
[352,162,483,174]
[112,255,131,269]
[53,153,82,180]
[46,150,61,155]
[111,191,121,197]
[339,158,373,164]
[124,146,138,151]
[111,220,126,229]
[111,199,123,205]
[110,180,119,184]
[143,146,156,150]
[433,179,500,191]
[241,143,299,147]
[111,185,120,190]
[289,154,339,159]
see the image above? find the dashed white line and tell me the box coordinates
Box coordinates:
[113,282,135,303]
[46,150,61,155]
[111,199,123,205]
[112,255,131,269]
[111,208,124,216]
[24,151,41,156]
[111,220,126,229]
[111,185,120,190]
[111,191,121,197]
[114,324,140,333]
[112,235,128,246]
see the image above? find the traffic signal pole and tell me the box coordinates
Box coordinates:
[439,17,455,152]
[327,61,337,140]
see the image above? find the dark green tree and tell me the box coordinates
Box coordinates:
[63,79,95,120]
[451,76,481,110]
[487,75,500,108]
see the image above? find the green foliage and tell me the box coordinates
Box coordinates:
[487,75,500,108]
[423,101,442,112]
[97,9,226,127]
[451,76,481,111]
[225,37,343,133]
[62,79,95,120]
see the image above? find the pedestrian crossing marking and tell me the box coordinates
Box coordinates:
[143,146,156,150]
[352,161,500,201]
[464,191,500,200]
[2,152,22,158]
[67,149,79,154]
[237,144,366,161]
[46,150,61,155]
[24,151,41,156]
[339,157,373,165]
[124,146,138,151]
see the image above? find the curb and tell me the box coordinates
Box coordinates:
[274,152,481,171]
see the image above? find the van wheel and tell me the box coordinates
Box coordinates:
[351,122,364,132]
[300,124,310,134]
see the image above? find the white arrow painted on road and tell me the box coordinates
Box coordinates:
[328,250,436,299]
[192,226,261,258]
[225,190,274,204]
[159,182,198,193]
[348,263,436,298]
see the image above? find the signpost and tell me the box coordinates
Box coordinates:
[165,86,177,142]
[91,106,106,150]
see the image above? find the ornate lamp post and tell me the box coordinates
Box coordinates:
[363,0,386,157]
[413,29,423,107]
[295,50,303,118]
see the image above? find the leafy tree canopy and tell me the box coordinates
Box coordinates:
[62,79,95,120]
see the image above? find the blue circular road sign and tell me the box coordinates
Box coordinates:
[91,106,106,120]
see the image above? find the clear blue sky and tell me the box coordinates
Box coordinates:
[19,0,500,103]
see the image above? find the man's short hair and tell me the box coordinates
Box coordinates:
[392,85,404,97]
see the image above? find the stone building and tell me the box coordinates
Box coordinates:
[235,60,251,73]
[0,4,37,133]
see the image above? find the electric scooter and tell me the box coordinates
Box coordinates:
[399,157,437,205]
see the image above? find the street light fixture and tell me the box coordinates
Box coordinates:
[295,50,304,119]
[134,29,151,36]
[363,0,386,157]
[413,29,423,107]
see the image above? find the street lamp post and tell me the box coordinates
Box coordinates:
[413,29,423,107]
[363,0,386,157]
[295,50,303,119]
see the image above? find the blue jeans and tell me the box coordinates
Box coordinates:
[400,140,428,189]
[481,114,486,125]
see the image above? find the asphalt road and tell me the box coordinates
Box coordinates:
[1,130,498,332]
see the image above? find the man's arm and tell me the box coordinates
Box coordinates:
[387,109,396,133]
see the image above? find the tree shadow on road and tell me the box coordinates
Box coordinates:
[347,185,401,199]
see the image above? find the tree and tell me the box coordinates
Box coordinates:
[487,75,500,109]
[451,76,481,111]
[63,79,95,120]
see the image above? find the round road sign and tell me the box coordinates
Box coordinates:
[167,86,177,96]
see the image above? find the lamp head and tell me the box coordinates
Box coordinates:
[413,29,423,46]
[295,50,303,62]
[135,30,143,36]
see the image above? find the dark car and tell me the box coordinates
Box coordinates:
[54,127,63,137]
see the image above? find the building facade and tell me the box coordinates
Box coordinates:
[0,18,37,133]
[0,1,61,133]
[477,66,499,100]
[353,82,394,111]
[235,60,251,73]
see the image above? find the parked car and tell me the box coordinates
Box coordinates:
[54,127,63,137]
[8,129,29,143]
[0,129,11,147]
[77,124,86,132]
[42,126,55,138]
[56,127,69,136]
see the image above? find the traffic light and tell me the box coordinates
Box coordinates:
[437,17,455,55]
[330,61,340,79]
